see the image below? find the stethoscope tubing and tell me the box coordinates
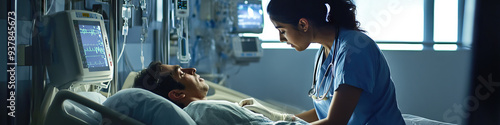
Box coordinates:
[309,29,340,101]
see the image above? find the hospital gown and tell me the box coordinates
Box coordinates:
[183,100,309,125]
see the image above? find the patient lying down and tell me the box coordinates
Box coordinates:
[130,61,308,125]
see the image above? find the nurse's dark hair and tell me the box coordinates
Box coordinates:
[133,61,186,108]
[267,0,364,32]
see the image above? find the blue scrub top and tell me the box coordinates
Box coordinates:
[312,28,405,124]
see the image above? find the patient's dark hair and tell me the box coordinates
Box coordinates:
[134,61,186,108]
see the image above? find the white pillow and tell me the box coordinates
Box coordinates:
[63,92,107,125]
[102,88,196,125]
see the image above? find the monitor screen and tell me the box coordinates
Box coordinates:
[74,20,110,72]
[236,1,264,33]
[242,41,258,52]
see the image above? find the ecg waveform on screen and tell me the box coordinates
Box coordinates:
[86,60,107,66]
[79,24,108,69]
[80,27,101,36]
[83,44,106,55]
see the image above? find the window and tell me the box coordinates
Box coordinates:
[434,0,458,42]
[157,0,163,22]
[250,0,461,51]
[355,0,423,42]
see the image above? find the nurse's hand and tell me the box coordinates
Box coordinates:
[239,98,295,121]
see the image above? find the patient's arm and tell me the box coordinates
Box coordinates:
[296,108,318,123]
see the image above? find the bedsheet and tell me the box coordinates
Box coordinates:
[403,114,457,125]
[184,100,310,125]
[99,88,456,125]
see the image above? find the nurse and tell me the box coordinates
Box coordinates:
[241,0,405,124]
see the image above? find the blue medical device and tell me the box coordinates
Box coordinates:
[41,10,114,89]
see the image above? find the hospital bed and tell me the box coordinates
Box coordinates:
[41,71,457,125]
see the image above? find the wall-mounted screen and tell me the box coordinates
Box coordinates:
[234,0,264,33]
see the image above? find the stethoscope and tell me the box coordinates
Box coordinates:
[308,29,340,101]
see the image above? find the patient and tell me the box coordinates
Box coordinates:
[133,61,209,108]
[133,61,308,125]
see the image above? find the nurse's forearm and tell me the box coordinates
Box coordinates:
[311,84,362,125]
[295,108,318,123]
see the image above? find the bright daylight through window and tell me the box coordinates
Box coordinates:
[247,0,459,51]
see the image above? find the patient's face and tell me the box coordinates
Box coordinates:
[159,64,209,99]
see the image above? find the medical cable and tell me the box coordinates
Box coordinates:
[117,1,133,64]
[140,0,148,69]
[45,0,55,15]
[116,35,127,63]
[141,42,145,69]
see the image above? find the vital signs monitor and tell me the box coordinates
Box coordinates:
[232,36,263,63]
[40,10,113,89]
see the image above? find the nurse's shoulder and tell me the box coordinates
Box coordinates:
[337,28,378,54]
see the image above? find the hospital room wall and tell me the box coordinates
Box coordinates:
[225,49,471,123]
[115,22,161,89]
